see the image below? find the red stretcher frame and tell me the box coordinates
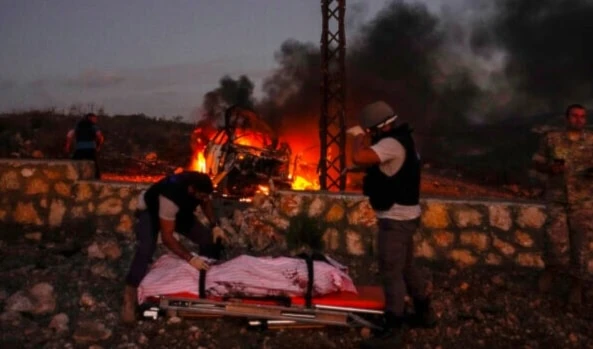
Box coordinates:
[145,286,385,329]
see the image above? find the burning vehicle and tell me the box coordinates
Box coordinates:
[192,106,295,199]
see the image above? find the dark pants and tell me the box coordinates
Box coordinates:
[377,218,427,316]
[73,148,100,179]
[125,211,214,287]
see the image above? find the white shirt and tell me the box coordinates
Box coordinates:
[369,138,421,220]
[136,190,179,220]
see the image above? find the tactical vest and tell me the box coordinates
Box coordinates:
[362,123,420,211]
[144,172,211,234]
[74,119,98,150]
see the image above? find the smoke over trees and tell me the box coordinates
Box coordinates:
[199,75,255,125]
[471,0,593,115]
[200,0,593,146]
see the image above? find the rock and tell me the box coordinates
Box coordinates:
[49,313,69,333]
[168,316,182,325]
[0,170,20,190]
[5,291,35,313]
[449,250,477,266]
[0,311,23,325]
[278,194,302,217]
[433,231,455,248]
[414,238,436,259]
[514,230,535,248]
[80,292,96,308]
[24,232,43,242]
[29,282,56,314]
[491,275,505,286]
[116,214,134,235]
[517,207,546,229]
[49,199,67,226]
[308,197,326,217]
[26,178,49,195]
[87,242,106,259]
[21,168,35,178]
[325,203,345,222]
[138,333,149,345]
[13,202,42,225]
[421,202,451,229]
[488,205,512,231]
[90,264,118,279]
[322,228,340,251]
[493,238,516,256]
[96,198,123,215]
[345,229,365,256]
[72,321,112,344]
[516,253,544,268]
[453,208,483,228]
[460,231,490,251]
[145,152,158,161]
[100,241,122,260]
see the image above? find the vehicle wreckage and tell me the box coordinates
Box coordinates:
[195,106,296,199]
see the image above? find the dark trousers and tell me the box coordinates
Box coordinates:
[377,218,427,316]
[72,148,100,179]
[125,211,214,287]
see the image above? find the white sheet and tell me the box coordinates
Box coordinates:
[138,254,357,304]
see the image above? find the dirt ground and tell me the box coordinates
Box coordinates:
[1,230,592,349]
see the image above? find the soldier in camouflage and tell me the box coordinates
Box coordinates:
[532,104,593,306]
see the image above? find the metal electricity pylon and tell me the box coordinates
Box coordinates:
[319,0,347,191]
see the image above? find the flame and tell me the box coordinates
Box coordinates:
[190,151,206,173]
[234,129,269,148]
[189,119,325,194]
[291,175,318,191]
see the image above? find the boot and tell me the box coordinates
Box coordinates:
[121,285,138,325]
[360,312,404,349]
[568,277,582,306]
[538,268,555,293]
[408,298,437,329]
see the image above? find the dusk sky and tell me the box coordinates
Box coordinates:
[0,0,430,120]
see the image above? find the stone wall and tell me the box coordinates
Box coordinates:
[0,158,556,271]
[242,191,548,269]
[0,159,147,237]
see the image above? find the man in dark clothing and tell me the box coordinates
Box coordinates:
[121,171,227,324]
[347,101,436,348]
[65,113,104,179]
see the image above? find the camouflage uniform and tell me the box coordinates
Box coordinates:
[532,129,593,280]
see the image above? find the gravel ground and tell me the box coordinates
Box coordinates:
[1,229,592,349]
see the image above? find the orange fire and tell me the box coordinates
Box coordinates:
[191,151,206,173]
[189,126,321,192]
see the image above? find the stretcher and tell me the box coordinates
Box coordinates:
[142,285,385,330]
[139,251,387,330]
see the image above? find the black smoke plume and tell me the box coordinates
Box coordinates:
[198,0,593,176]
[471,0,593,115]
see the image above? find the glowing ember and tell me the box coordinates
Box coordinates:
[256,185,270,196]
[101,173,165,183]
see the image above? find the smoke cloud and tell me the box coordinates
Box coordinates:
[200,0,593,156]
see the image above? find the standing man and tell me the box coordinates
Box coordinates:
[121,171,227,324]
[533,104,593,306]
[65,113,104,179]
[347,101,436,347]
